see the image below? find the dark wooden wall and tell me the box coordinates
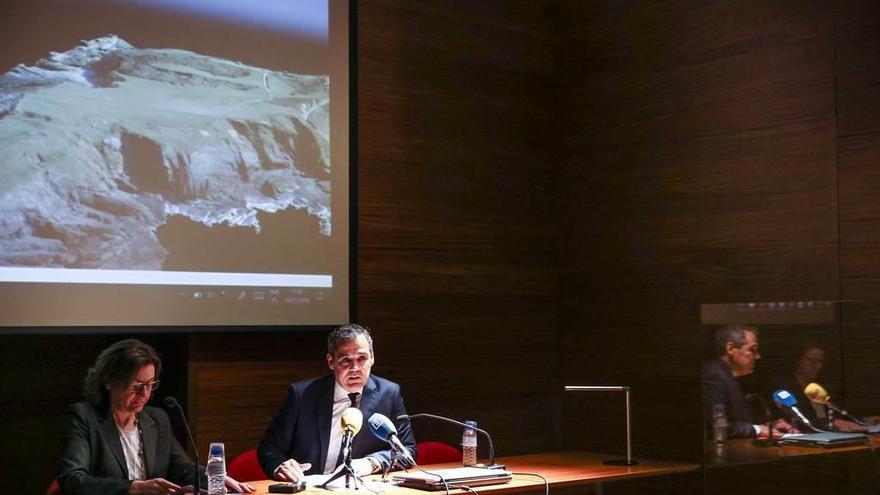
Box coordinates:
[0,335,110,491]
[4,1,880,494]
[837,0,880,420]
[556,0,880,492]
[556,0,839,462]
[351,0,561,455]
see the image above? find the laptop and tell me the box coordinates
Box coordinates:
[779,432,869,448]
[393,467,512,491]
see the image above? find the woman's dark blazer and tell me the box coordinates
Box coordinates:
[58,401,204,495]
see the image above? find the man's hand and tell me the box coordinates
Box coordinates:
[128,478,181,495]
[771,418,798,434]
[757,419,798,439]
[274,459,313,482]
[225,476,256,493]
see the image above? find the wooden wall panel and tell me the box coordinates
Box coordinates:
[835,0,880,140]
[838,0,880,298]
[356,0,561,455]
[556,0,838,463]
[0,336,109,492]
[187,0,560,465]
[839,303,880,418]
[188,360,328,460]
[836,0,880,432]
[186,330,328,460]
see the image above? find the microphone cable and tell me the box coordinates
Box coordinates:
[408,463,549,495]
[398,413,503,469]
[511,472,549,495]
[380,451,449,495]
[411,463,450,495]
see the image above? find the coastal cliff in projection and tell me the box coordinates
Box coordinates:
[0,35,330,270]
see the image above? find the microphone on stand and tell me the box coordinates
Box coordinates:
[397,413,505,469]
[340,407,364,465]
[367,413,415,466]
[163,397,200,495]
[771,389,824,433]
[319,408,365,490]
[804,383,870,426]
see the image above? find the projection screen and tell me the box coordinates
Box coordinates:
[0,0,350,327]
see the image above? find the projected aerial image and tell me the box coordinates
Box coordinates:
[0,0,348,326]
[0,33,330,272]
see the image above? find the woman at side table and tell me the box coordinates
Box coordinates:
[58,338,254,495]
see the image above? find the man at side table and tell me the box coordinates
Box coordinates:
[702,324,797,439]
[258,324,417,481]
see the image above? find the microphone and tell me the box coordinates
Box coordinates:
[771,389,822,433]
[804,383,869,426]
[366,413,415,466]
[163,397,200,495]
[398,413,503,469]
[319,408,365,490]
[342,407,364,433]
[340,407,363,463]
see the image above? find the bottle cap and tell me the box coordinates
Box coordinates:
[208,442,225,458]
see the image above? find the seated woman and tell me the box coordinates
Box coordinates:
[772,342,876,432]
[58,339,254,495]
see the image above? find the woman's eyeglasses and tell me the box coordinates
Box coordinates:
[126,380,160,394]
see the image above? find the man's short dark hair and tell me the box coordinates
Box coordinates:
[713,324,758,357]
[327,323,373,355]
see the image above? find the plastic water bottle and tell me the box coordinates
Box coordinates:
[206,442,226,495]
[462,420,477,466]
[712,404,727,446]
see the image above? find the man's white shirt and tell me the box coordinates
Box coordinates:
[323,382,362,474]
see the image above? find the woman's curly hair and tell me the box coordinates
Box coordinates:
[83,339,162,406]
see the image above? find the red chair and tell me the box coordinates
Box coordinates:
[415,440,461,465]
[227,448,266,482]
[45,480,61,495]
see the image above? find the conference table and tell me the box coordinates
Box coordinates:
[246,452,700,494]
[704,436,880,495]
[705,435,880,466]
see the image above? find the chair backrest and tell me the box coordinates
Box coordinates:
[226,448,266,482]
[415,440,462,465]
[45,479,61,495]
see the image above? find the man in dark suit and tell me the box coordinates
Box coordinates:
[258,324,416,481]
[702,324,796,439]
